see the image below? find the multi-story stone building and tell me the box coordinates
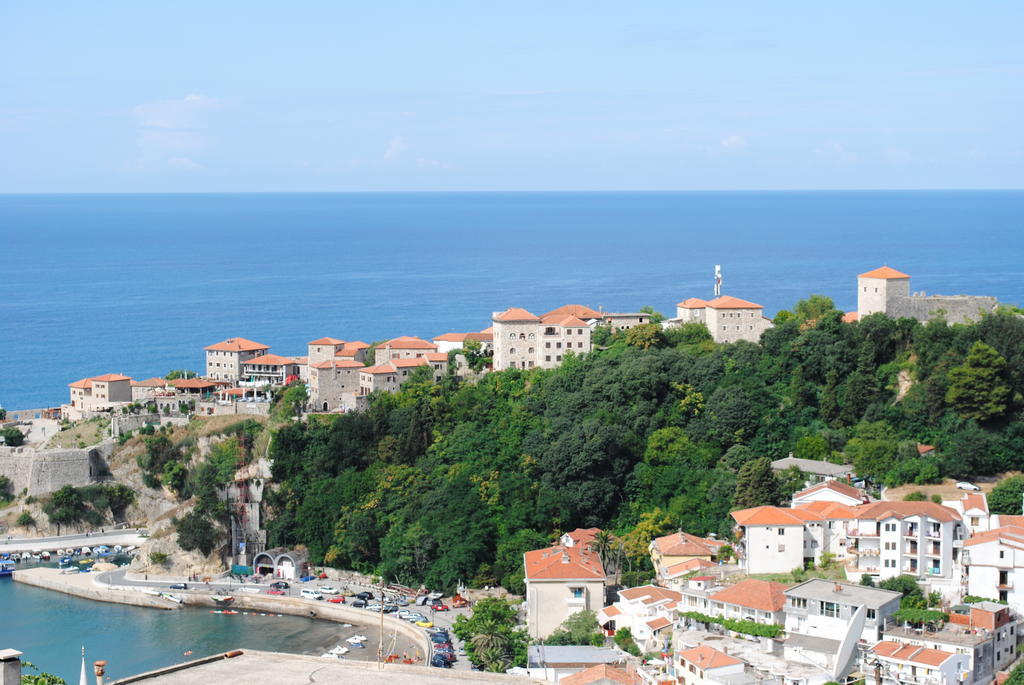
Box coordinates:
[492,307,592,370]
[205,337,270,382]
[308,359,363,412]
[524,528,606,639]
[373,336,438,365]
[307,337,348,365]
[356,355,449,397]
[855,266,998,325]
[666,296,773,344]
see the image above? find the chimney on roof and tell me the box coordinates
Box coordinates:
[834,583,843,593]
[561,552,569,564]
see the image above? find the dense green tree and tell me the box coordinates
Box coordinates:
[452,598,528,670]
[946,341,1011,421]
[732,457,782,509]
[545,610,604,646]
[44,485,86,526]
[175,510,220,556]
[0,427,25,447]
[988,475,1024,516]
[624,323,666,350]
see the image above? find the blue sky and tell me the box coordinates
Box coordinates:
[2,2,1022,192]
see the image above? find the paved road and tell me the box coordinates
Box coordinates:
[0,531,146,554]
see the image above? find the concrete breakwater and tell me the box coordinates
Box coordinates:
[14,567,181,610]
[14,567,430,658]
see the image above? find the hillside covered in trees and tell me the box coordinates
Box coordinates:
[265,299,1024,592]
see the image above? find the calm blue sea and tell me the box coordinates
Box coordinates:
[1,191,1022,410]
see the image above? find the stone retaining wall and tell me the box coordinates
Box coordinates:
[0,442,111,496]
[13,569,181,610]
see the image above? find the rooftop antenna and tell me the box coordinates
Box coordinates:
[714,265,722,297]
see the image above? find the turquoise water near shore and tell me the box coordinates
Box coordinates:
[1,191,1023,410]
[0,578,381,681]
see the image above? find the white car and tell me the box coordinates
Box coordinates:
[301,589,324,600]
[318,586,339,595]
[956,482,982,491]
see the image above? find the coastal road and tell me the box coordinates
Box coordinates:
[0,531,146,554]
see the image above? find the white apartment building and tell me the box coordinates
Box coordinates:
[65,373,134,419]
[204,337,270,382]
[674,645,748,685]
[944,492,993,535]
[523,528,606,639]
[791,480,868,507]
[784,580,903,681]
[863,641,969,685]
[848,502,965,589]
[731,505,838,574]
[964,525,1024,606]
[596,585,680,652]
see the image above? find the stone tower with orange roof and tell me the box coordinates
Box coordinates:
[856,266,911,319]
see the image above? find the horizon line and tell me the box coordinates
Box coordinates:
[2,187,1024,196]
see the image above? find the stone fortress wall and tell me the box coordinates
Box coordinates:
[888,293,999,325]
[0,440,113,496]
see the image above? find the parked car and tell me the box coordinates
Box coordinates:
[169,583,187,590]
[270,581,290,590]
[427,591,444,601]
[266,588,286,595]
[299,575,316,582]
[957,481,982,491]
[300,589,323,600]
[366,603,383,612]
[416,620,434,628]
[406,613,426,622]
[395,597,410,606]
[430,654,452,668]
[318,586,339,595]
[430,603,449,611]
[327,596,346,604]
[354,591,374,600]
[398,610,413,619]
[383,604,399,613]
[351,599,367,608]
[429,633,451,643]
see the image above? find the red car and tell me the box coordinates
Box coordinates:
[266,588,286,595]
[327,596,346,604]
[431,603,449,611]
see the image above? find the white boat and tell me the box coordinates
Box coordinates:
[40,552,51,560]
[56,549,65,556]
[161,593,183,604]
[81,547,92,555]
[321,645,349,658]
[345,635,368,644]
[241,587,261,594]
[142,589,162,596]
[114,545,123,552]
[10,554,20,562]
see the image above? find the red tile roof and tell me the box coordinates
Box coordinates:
[425,352,448,362]
[524,542,605,581]
[962,493,988,514]
[360,364,398,375]
[560,665,642,685]
[651,531,726,558]
[466,331,493,342]
[859,266,910,280]
[308,337,345,345]
[494,307,540,322]
[709,578,788,613]
[917,443,936,455]
[205,337,269,352]
[646,616,672,631]
[540,313,589,327]
[871,641,955,667]
[132,377,168,387]
[619,585,682,605]
[68,378,93,389]
[963,525,1024,548]
[310,360,364,370]
[392,357,429,368]
[382,336,437,350]
[842,311,860,323]
[676,298,708,309]
[731,505,823,526]
[69,373,132,389]
[852,501,961,523]
[242,354,296,366]
[793,480,865,502]
[663,558,717,577]
[793,501,859,519]
[705,296,763,310]
[542,304,603,320]
[170,378,217,389]
[433,333,469,342]
[678,645,743,670]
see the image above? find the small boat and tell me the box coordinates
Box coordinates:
[211,595,234,606]
[0,561,14,577]
[10,554,20,562]
[241,587,260,594]
[161,593,183,604]
[346,635,368,644]
[56,549,66,556]
[40,552,50,561]
[347,641,365,649]
[114,545,123,552]
[81,547,92,555]
[321,645,349,658]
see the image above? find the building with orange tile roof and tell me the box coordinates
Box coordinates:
[649,531,726,576]
[598,584,681,652]
[857,265,998,324]
[205,337,270,382]
[307,337,349,365]
[667,292,773,344]
[942,491,992,534]
[372,336,438,365]
[333,341,370,363]
[863,640,968,685]
[791,479,868,507]
[559,663,642,685]
[239,354,302,387]
[674,644,747,685]
[309,359,364,413]
[524,530,606,639]
[707,578,788,622]
[64,373,134,419]
[964,524,1024,607]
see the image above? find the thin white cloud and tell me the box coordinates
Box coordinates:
[131,94,218,171]
[383,136,408,162]
[720,134,746,150]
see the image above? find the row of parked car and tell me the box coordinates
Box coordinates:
[427,627,457,668]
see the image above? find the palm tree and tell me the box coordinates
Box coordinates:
[588,531,617,576]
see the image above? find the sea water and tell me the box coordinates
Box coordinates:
[1,191,1022,410]
[0,578,392,681]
